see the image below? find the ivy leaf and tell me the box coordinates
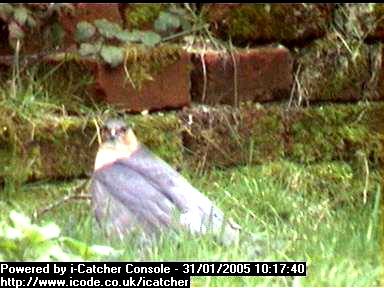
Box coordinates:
[46,22,65,46]
[51,4,75,15]
[100,45,124,67]
[0,211,114,261]
[79,42,101,56]
[180,18,191,31]
[169,7,187,16]
[140,31,161,47]
[75,21,96,42]
[13,7,29,26]
[26,14,36,28]
[115,30,141,43]
[168,7,191,31]
[0,4,14,21]
[154,11,180,32]
[94,19,122,39]
[8,22,24,39]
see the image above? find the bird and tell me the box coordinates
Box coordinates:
[90,118,240,246]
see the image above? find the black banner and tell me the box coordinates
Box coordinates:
[0,262,306,287]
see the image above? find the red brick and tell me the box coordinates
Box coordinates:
[362,4,384,41]
[91,50,191,112]
[191,47,293,105]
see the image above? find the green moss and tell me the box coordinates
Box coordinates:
[179,105,285,171]
[215,4,329,45]
[245,106,285,163]
[227,6,263,41]
[123,44,183,90]
[246,160,381,205]
[123,113,183,167]
[0,108,185,186]
[373,4,384,35]
[287,103,384,164]
[179,102,383,170]
[124,4,163,29]
[0,111,97,185]
[228,5,296,42]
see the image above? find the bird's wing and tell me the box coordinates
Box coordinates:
[117,146,226,232]
[91,162,176,235]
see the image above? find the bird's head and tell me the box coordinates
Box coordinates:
[94,118,139,170]
[101,119,129,142]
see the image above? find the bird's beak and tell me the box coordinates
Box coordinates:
[109,128,118,141]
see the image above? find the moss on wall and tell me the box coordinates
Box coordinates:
[123,44,183,91]
[179,102,383,170]
[0,107,183,185]
[179,104,285,171]
[122,113,183,167]
[286,104,383,164]
[204,4,332,46]
[123,4,163,30]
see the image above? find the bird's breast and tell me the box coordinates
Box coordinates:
[94,147,135,171]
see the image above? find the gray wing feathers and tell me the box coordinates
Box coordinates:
[119,146,220,214]
[92,163,175,235]
[117,146,226,233]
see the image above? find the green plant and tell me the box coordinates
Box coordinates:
[154,8,192,35]
[0,210,121,261]
[75,8,195,68]
[0,4,197,68]
[0,4,73,50]
[0,4,36,48]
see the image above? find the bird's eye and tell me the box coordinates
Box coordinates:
[119,127,127,134]
[101,127,109,136]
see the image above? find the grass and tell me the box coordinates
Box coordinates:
[0,38,381,286]
[1,160,381,286]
